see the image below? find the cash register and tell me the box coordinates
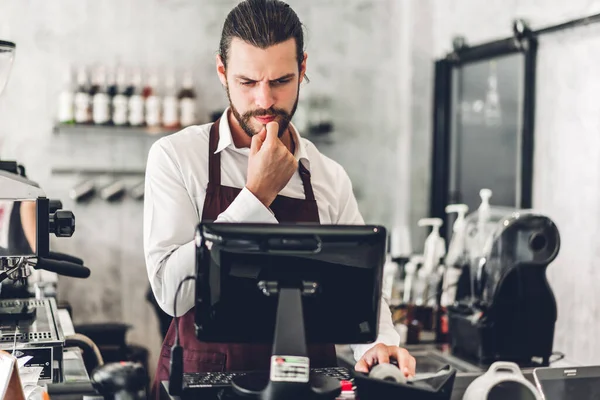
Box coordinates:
[166,222,388,400]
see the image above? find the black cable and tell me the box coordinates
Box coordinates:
[168,275,196,396]
[173,275,196,346]
[427,282,458,305]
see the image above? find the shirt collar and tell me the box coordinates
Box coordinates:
[214,107,311,170]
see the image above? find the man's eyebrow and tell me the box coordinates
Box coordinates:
[233,73,296,82]
[234,74,255,81]
[269,73,295,82]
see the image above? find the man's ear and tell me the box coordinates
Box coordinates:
[216,54,227,86]
[299,52,308,84]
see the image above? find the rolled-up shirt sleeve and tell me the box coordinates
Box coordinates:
[144,139,276,317]
[215,187,277,223]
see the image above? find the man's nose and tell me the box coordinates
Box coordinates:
[255,82,275,110]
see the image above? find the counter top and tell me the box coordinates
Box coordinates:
[160,344,575,400]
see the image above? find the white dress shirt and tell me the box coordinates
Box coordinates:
[143,108,400,361]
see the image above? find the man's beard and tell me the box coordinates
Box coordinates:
[226,83,299,138]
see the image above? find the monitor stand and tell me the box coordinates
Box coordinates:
[231,284,341,400]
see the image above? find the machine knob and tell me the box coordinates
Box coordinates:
[48,199,63,213]
[49,210,75,237]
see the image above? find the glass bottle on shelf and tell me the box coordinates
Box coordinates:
[178,70,197,127]
[145,70,162,129]
[57,67,75,125]
[112,66,129,126]
[162,70,180,130]
[106,66,117,125]
[74,66,91,124]
[92,66,110,125]
[128,68,145,127]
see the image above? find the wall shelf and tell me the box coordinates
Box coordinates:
[51,167,145,177]
[53,123,335,144]
[53,123,178,138]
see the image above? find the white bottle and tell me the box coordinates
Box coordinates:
[402,255,422,304]
[414,268,429,306]
[440,267,462,307]
[128,68,145,126]
[427,265,446,306]
[390,224,412,260]
[444,204,469,266]
[476,189,493,250]
[162,71,180,129]
[418,218,446,305]
[179,70,197,127]
[471,189,494,297]
[418,218,446,277]
[112,66,129,126]
[92,66,110,125]
[74,67,91,124]
[441,204,469,307]
[57,68,74,124]
[145,70,161,128]
[382,253,397,302]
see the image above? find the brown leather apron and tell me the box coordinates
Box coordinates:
[152,118,337,397]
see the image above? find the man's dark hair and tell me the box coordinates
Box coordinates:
[219,0,305,72]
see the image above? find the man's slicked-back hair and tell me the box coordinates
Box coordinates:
[219,0,306,72]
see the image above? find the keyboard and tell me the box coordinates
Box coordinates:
[182,367,352,391]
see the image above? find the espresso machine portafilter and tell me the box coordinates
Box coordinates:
[0,171,90,284]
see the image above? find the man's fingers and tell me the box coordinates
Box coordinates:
[354,359,370,373]
[257,127,267,141]
[250,132,264,155]
[392,347,416,377]
[355,348,377,373]
[408,356,416,376]
[375,345,390,366]
[265,121,279,142]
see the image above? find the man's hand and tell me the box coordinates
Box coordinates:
[355,344,416,377]
[246,121,298,207]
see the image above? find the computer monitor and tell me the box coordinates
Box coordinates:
[193,223,387,400]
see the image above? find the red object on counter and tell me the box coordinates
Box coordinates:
[340,380,353,391]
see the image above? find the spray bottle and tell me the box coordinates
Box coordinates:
[417,218,446,277]
[472,189,492,299]
[441,204,469,306]
[403,255,422,304]
[445,204,469,266]
[417,218,446,308]
[476,189,492,248]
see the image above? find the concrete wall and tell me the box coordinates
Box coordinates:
[0,0,410,375]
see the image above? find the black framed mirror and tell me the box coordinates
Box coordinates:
[430,33,537,239]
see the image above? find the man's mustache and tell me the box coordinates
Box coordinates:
[243,108,289,118]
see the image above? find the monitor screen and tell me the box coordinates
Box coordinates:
[194,223,387,345]
[538,376,600,400]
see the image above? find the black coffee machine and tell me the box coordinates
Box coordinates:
[447,209,560,367]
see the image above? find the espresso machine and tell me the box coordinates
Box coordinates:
[446,207,560,368]
[0,38,94,383]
